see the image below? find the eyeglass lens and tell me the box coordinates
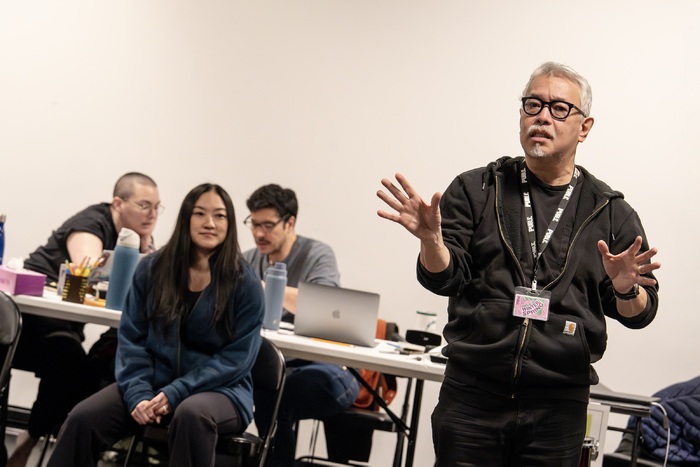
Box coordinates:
[522,97,575,119]
[244,217,283,232]
[133,200,164,215]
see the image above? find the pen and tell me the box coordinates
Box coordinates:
[74,256,88,276]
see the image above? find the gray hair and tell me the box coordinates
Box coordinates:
[522,62,592,117]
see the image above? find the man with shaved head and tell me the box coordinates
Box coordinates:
[9,172,161,467]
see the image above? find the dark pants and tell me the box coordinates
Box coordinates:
[432,379,588,467]
[47,383,243,467]
[255,361,359,467]
[11,315,89,439]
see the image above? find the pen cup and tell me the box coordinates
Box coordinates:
[62,274,88,304]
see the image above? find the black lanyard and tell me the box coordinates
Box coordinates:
[520,162,579,290]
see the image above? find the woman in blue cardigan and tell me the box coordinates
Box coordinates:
[48,183,264,467]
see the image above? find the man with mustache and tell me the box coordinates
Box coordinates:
[242,184,359,466]
[377,62,661,466]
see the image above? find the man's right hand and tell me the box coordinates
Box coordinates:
[376,173,442,241]
[377,173,450,273]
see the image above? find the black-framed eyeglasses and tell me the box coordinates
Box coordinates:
[120,197,165,215]
[521,96,588,120]
[243,215,288,232]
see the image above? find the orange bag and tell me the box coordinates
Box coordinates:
[352,319,398,410]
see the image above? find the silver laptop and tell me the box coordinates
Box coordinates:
[294,282,380,347]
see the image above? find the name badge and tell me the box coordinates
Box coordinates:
[513,286,551,321]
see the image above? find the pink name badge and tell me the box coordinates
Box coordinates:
[512,286,551,321]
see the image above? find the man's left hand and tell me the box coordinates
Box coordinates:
[597,236,660,294]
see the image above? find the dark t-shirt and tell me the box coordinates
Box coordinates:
[517,169,584,288]
[24,203,118,283]
[20,203,118,341]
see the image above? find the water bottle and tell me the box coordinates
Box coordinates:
[106,228,141,310]
[0,214,5,265]
[263,262,287,330]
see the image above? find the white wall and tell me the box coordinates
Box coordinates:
[2,1,698,465]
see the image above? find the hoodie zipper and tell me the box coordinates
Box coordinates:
[494,175,530,395]
[495,175,528,286]
[495,171,611,397]
[176,323,182,377]
[176,291,205,377]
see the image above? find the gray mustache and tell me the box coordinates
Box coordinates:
[528,125,554,138]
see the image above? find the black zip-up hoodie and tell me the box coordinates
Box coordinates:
[418,157,659,403]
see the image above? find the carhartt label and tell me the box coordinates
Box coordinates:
[563,321,576,336]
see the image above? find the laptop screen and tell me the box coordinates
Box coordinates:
[294,282,380,347]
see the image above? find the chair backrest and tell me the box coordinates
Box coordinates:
[0,291,22,395]
[251,337,286,465]
[0,290,22,458]
[124,337,287,467]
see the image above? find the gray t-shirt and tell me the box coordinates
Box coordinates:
[243,235,339,321]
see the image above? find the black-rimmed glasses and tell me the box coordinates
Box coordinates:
[243,215,287,232]
[521,96,588,120]
[121,197,165,215]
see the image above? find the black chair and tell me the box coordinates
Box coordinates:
[297,322,432,467]
[312,375,414,467]
[123,337,287,467]
[0,292,23,467]
[603,433,665,467]
[602,432,690,467]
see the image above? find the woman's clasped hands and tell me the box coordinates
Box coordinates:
[130,391,171,425]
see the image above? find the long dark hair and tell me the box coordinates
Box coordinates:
[150,183,242,336]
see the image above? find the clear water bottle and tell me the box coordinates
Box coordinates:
[263,262,287,330]
[0,213,5,265]
[105,228,140,310]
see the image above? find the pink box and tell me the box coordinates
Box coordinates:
[0,265,47,296]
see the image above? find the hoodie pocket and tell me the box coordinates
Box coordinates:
[444,298,515,344]
[520,314,592,386]
[443,299,522,384]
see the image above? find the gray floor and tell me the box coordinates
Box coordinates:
[3,426,136,467]
[4,427,54,467]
